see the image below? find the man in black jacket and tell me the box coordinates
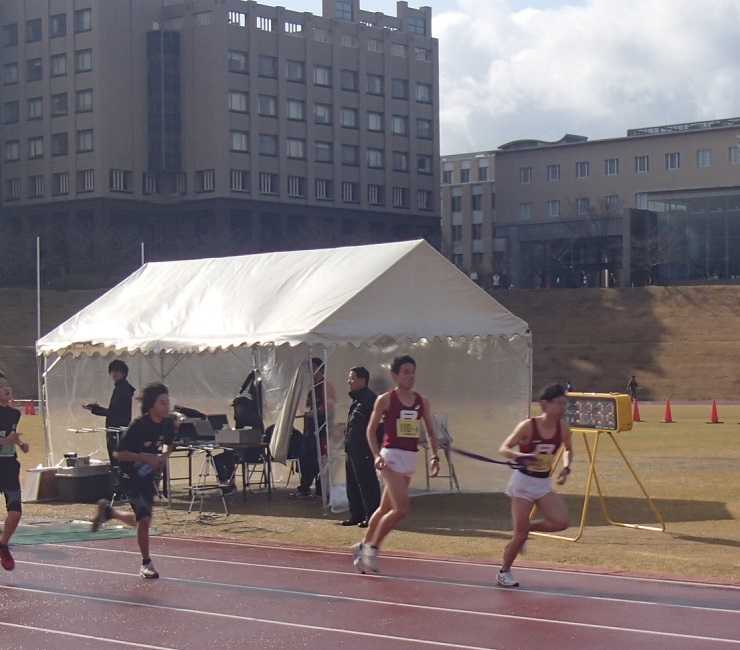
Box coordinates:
[83,359,135,495]
[342,367,380,527]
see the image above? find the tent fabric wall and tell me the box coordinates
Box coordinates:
[36,240,532,504]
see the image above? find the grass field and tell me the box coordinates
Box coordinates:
[14,402,740,583]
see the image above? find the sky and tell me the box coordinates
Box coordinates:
[291,1,740,154]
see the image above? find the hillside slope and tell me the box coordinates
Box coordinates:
[0,286,738,400]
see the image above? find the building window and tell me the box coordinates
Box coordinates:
[6,178,21,200]
[408,17,426,35]
[26,19,42,43]
[52,172,69,196]
[415,47,431,61]
[452,225,462,242]
[27,58,43,81]
[109,169,132,192]
[696,149,711,167]
[76,49,92,72]
[50,93,67,117]
[367,148,383,168]
[730,146,740,165]
[287,175,306,197]
[393,151,408,172]
[4,140,19,162]
[314,103,332,124]
[471,193,482,211]
[51,54,67,77]
[548,200,560,217]
[417,154,433,174]
[576,161,589,179]
[228,11,247,27]
[472,223,483,240]
[287,138,305,159]
[77,169,94,192]
[3,24,18,47]
[460,168,471,183]
[314,65,331,86]
[287,99,305,120]
[312,27,330,42]
[416,82,432,103]
[228,50,248,73]
[520,202,532,219]
[29,175,44,198]
[256,16,274,32]
[286,60,305,82]
[451,196,462,212]
[635,155,649,173]
[548,164,560,181]
[392,187,409,208]
[520,167,532,184]
[259,172,278,194]
[362,184,381,206]
[340,69,358,91]
[665,152,680,170]
[229,90,248,113]
[196,12,212,26]
[417,118,432,139]
[52,132,68,156]
[635,192,648,209]
[335,1,353,20]
[258,95,277,117]
[74,8,92,33]
[368,111,383,132]
[605,158,619,176]
[606,194,619,213]
[340,107,358,128]
[367,74,383,95]
[258,55,277,78]
[28,97,44,120]
[478,165,488,181]
[230,169,249,192]
[342,144,359,166]
[28,136,43,159]
[390,43,407,57]
[230,130,249,152]
[315,178,333,200]
[391,78,408,100]
[197,169,215,192]
[142,172,158,195]
[391,115,408,135]
[315,141,332,163]
[367,38,382,53]
[342,181,358,202]
[3,63,19,85]
[417,189,432,210]
[3,101,19,124]
[259,134,278,156]
[576,197,590,214]
[443,170,453,184]
[51,14,67,38]
[76,89,93,113]
[77,129,93,152]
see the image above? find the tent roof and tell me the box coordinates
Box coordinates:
[36,240,529,356]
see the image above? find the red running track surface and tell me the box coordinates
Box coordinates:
[0,535,737,649]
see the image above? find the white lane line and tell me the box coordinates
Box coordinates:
[10,561,740,646]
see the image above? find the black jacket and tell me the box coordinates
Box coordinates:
[344,386,377,453]
[91,378,135,429]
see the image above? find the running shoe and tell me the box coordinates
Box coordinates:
[496,569,519,588]
[0,543,14,571]
[362,545,380,574]
[140,561,160,579]
[91,498,112,532]
[352,542,366,573]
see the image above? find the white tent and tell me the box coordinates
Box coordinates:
[37,240,532,504]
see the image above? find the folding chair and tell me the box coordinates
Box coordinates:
[422,413,460,491]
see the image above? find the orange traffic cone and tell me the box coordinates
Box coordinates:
[24,401,36,415]
[632,399,643,422]
[661,399,674,423]
[707,399,722,424]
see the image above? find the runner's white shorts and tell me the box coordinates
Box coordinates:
[505,470,553,502]
[379,447,417,478]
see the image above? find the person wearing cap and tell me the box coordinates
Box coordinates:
[214,395,263,492]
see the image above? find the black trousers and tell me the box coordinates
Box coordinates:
[298,432,324,494]
[345,447,381,521]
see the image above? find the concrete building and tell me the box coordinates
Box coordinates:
[443,118,740,289]
[0,0,440,286]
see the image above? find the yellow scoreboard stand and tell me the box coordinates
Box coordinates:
[530,392,665,542]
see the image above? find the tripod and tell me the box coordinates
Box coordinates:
[187,446,230,517]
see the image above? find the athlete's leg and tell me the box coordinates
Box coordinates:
[501,496,531,571]
[366,468,411,549]
[530,490,569,533]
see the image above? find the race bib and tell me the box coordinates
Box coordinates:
[530,453,554,473]
[396,419,420,438]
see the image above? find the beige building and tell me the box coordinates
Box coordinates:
[443,118,740,289]
[0,0,440,285]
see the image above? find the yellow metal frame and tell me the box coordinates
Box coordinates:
[529,428,666,542]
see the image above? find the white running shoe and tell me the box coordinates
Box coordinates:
[351,542,364,573]
[140,561,160,579]
[497,569,519,588]
[362,545,380,574]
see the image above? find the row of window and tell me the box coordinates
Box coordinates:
[2,9,92,47]
[518,148,740,183]
[443,166,489,184]
[4,130,92,161]
[517,193,648,220]
[3,89,92,123]
[228,51,433,102]
[4,168,433,211]
[451,224,484,242]
[450,193,493,212]
[3,49,93,84]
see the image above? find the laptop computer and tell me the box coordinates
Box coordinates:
[207,414,229,431]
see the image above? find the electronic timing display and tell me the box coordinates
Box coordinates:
[564,392,633,432]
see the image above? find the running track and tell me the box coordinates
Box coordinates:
[1,536,737,649]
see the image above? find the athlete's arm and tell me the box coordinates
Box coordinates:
[366,392,390,459]
[556,422,573,485]
[421,397,440,478]
[499,420,536,465]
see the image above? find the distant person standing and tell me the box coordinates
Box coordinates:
[83,360,135,495]
[565,380,572,393]
[627,375,639,401]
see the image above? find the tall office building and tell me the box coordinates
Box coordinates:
[0,0,439,286]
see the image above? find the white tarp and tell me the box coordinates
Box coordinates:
[36,240,532,503]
